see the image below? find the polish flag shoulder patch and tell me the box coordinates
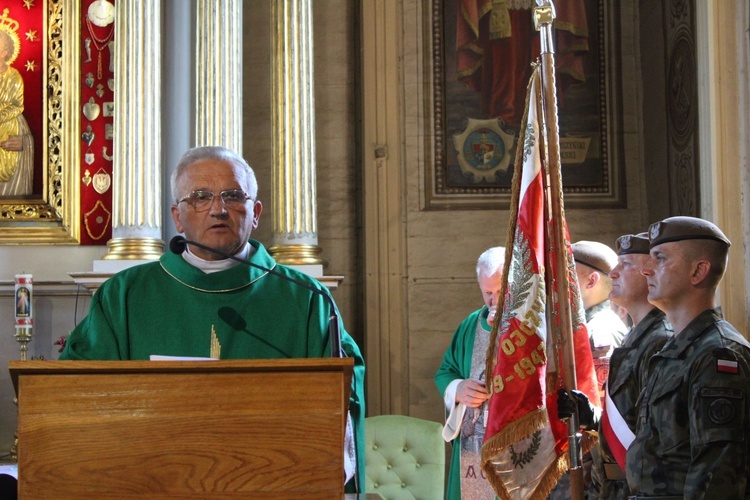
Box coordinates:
[717,359,739,374]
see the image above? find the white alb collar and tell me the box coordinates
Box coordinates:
[182,242,254,274]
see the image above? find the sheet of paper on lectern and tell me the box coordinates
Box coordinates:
[149,355,217,361]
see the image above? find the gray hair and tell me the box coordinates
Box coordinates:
[476,246,505,280]
[170,146,258,203]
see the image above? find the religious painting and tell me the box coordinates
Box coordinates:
[0,0,81,244]
[15,284,31,317]
[425,0,626,210]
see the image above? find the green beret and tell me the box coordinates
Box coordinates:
[648,216,731,248]
[572,240,618,275]
[615,232,650,255]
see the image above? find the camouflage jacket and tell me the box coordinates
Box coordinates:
[626,308,750,498]
[593,308,672,499]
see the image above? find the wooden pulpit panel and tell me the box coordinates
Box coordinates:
[10,359,353,499]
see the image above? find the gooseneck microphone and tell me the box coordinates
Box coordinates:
[169,235,342,358]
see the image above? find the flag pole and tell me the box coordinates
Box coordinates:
[533,2,585,499]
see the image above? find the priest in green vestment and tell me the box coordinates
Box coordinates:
[435,247,505,499]
[60,145,366,493]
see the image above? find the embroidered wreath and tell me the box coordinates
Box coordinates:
[509,430,542,468]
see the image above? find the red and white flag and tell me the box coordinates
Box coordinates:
[481,65,599,499]
[600,386,635,470]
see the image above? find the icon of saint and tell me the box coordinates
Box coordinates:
[0,12,34,197]
[16,286,30,317]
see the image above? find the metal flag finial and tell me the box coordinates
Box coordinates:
[533,0,557,30]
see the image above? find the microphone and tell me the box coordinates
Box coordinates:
[169,235,342,358]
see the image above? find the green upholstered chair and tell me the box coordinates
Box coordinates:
[364,415,445,500]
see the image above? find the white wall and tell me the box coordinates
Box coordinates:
[0,246,103,454]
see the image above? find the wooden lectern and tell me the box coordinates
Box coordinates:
[10,358,353,498]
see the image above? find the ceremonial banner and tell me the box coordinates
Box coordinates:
[481,65,599,499]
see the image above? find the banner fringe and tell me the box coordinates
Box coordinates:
[481,407,546,463]
[481,407,547,500]
[481,423,570,500]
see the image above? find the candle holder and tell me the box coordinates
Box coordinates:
[14,274,34,360]
[12,274,33,462]
[14,326,33,361]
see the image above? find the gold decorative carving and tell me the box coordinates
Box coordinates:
[1,203,59,219]
[0,0,81,244]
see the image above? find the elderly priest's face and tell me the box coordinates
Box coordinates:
[171,158,262,260]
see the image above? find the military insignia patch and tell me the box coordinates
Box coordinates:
[717,359,739,374]
[649,222,661,240]
[708,398,736,425]
[701,387,743,428]
[619,235,632,250]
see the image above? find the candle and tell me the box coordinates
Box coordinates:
[15,274,33,328]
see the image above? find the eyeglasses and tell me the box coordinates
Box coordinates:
[177,190,252,212]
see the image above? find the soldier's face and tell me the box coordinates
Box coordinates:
[641,242,690,310]
[609,254,649,309]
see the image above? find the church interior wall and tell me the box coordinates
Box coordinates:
[638,0,671,222]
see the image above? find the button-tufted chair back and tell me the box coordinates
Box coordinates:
[364,415,445,500]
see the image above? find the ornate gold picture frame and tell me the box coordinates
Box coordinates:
[425,0,626,210]
[0,0,80,244]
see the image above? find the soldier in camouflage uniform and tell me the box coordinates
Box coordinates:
[591,232,673,499]
[626,216,750,498]
[550,241,627,499]
[571,240,628,405]
[558,233,673,500]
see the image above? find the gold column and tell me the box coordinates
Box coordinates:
[195,0,243,151]
[103,0,163,260]
[270,0,326,269]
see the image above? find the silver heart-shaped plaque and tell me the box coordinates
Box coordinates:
[83,97,100,121]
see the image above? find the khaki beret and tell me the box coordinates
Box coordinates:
[648,216,731,248]
[572,240,618,275]
[615,232,650,255]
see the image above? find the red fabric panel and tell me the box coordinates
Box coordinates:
[79,0,115,244]
[5,5,44,194]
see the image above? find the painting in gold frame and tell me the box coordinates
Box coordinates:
[0,0,80,244]
[424,0,626,210]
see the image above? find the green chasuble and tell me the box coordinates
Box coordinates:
[60,239,366,492]
[435,306,492,500]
